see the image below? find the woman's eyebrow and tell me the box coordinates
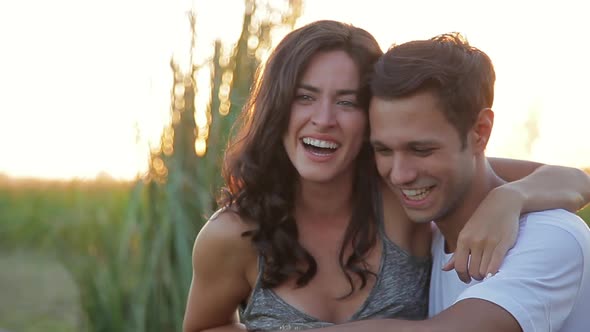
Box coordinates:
[297,83,358,96]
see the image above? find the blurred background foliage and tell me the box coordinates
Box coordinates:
[0,0,301,331]
[0,0,588,331]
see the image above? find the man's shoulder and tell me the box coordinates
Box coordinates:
[520,208,590,241]
[455,209,590,331]
[514,209,590,261]
[521,207,581,221]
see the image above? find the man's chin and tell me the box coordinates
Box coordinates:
[405,209,436,224]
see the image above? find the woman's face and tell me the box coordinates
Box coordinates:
[282,50,367,184]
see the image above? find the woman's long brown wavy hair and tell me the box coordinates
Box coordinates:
[219,20,383,297]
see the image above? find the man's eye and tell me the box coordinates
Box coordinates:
[337,100,358,107]
[413,148,434,156]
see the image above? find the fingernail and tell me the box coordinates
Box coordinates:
[484,273,492,280]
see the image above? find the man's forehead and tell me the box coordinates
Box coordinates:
[369,103,455,146]
[370,131,441,147]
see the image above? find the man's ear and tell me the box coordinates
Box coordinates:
[471,108,494,152]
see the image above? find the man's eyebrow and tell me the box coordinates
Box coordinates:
[297,84,358,96]
[408,140,439,147]
[369,140,439,148]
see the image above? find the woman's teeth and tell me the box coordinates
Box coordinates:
[302,137,340,149]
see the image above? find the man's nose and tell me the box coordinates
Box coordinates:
[389,154,418,186]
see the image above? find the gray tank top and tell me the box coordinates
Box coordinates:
[240,190,431,331]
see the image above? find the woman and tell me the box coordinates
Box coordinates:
[183,20,590,332]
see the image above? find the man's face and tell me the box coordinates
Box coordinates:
[369,90,476,223]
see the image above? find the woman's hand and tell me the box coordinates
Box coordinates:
[443,186,523,283]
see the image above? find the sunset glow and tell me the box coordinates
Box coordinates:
[1,0,588,180]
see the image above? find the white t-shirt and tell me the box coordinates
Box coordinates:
[429,209,590,332]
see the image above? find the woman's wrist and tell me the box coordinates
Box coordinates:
[489,183,527,213]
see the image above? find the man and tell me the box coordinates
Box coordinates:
[365,33,590,331]
[294,33,590,332]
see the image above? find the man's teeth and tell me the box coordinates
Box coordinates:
[302,137,340,149]
[401,187,431,201]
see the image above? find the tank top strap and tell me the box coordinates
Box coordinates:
[240,255,265,318]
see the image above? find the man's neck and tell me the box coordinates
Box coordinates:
[436,159,507,253]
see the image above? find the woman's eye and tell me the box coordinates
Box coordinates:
[295,94,313,101]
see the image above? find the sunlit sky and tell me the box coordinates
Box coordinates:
[1,0,588,180]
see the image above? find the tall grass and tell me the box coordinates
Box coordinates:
[0,177,133,252]
[0,177,133,330]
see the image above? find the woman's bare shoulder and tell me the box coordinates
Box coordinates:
[203,208,256,239]
[193,208,258,271]
[184,208,258,332]
[196,208,255,253]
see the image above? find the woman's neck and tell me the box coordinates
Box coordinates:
[295,175,355,224]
